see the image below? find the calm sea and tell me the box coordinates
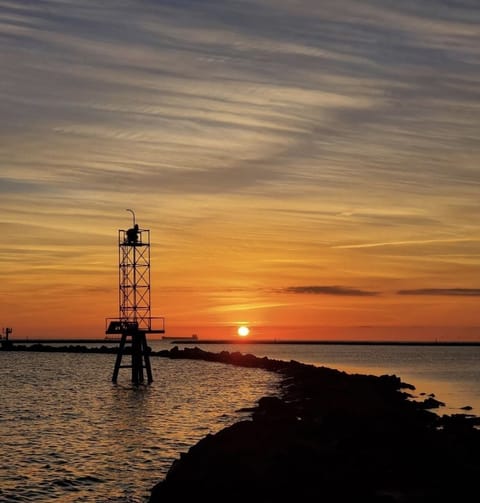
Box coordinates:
[1,342,479,502]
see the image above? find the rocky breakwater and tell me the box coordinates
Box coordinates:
[150,346,480,502]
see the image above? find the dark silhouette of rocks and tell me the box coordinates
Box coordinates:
[150,346,480,503]
[2,343,118,354]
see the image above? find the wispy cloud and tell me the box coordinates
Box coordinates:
[282,286,379,296]
[333,238,478,250]
[398,288,480,297]
[2,0,479,225]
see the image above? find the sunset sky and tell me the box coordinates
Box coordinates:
[1,0,480,341]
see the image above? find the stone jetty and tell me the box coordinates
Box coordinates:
[150,346,480,503]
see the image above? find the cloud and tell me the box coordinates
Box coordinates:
[1,0,480,301]
[0,177,52,195]
[283,286,379,296]
[333,238,477,250]
[397,288,480,296]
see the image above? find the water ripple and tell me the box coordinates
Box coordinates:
[0,352,278,502]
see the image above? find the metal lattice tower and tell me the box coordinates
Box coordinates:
[106,210,165,384]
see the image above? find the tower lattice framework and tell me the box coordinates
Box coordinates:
[118,227,152,332]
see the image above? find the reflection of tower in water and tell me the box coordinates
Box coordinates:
[105,210,165,384]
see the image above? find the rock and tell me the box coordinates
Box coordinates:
[418,397,445,409]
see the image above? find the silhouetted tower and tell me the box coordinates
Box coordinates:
[1,327,12,349]
[106,210,165,384]
[1,327,12,341]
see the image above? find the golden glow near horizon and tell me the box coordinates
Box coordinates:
[1,1,480,341]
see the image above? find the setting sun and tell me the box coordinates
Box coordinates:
[237,326,250,337]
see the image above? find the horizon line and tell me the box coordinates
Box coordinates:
[5,338,480,346]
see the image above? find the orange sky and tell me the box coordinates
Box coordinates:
[1,1,480,341]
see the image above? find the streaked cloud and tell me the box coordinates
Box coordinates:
[282,286,379,297]
[398,288,480,297]
[333,238,478,250]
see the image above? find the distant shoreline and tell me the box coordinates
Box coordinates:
[169,339,480,346]
[5,338,120,344]
[5,338,480,346]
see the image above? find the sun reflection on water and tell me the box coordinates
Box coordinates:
[0,352,278,502]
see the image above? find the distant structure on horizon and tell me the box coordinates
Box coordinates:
[105,210,165,385]
[1,327,13,348]
[162,334,198,341]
